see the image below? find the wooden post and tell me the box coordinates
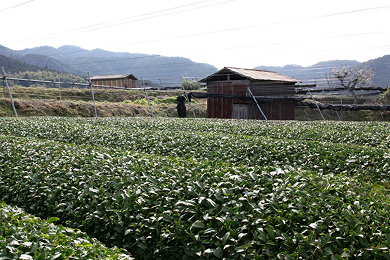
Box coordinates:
[144,89,153,118]
[142,78,153,117]
[88,72,98,118]
[59,76,62,101]
[1,67,18,117]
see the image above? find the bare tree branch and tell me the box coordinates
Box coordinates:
[331,66,375,104]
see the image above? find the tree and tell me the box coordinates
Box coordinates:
[181,79,201,90]
[331,66,375,104]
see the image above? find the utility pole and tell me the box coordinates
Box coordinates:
[2,67,18,117]
[88,72,98,118]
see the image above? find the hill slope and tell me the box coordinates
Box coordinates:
[0,54,46,74]
[359,55,390,88]
[254,60,361,87]
[0,45,218,85]
[254,57,390,88]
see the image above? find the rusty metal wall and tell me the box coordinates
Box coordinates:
[249,100,295,120]
[208,81,233,118]
[207,81,296,120]
[208,81,248,118]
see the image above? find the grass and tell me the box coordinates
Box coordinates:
[0,85,388,121]
[0,85,207,118]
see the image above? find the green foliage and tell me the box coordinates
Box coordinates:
[8,70,85,88]
[0,54,43,74]
[380,87,390,104]
[123,98,150,106]
[0,118,390,259]
[181,79,201,90]
[153,96,179,105]
[0,202,133,259]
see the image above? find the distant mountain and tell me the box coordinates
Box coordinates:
[254,60,361,88]
[359,55,390,88]
[17,54,79,74]
[0,45,218,85]
[17,46,60,57]
[0,45,15,57]
[0,54,46,74]
[254,57,390,88]
[1,44,389,87]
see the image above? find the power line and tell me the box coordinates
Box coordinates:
[85,62,202,73]
[110,5,390,49]
[10,0,237,47]
[8,2,389,58]
[68,55,161,65]
[1,2,389,81]
[54,4,388,69]
[41,30,388,68]
[2,2,387,70]
[0,0,37,13]
[57,41,390,76]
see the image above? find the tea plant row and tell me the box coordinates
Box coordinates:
[0,118,388,182]
[1,117,390,259]
[1,117,390,148]
[0,202,133,260]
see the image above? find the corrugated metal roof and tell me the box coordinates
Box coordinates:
[90,73,138,80]
[227,67,298,82]
[200,67,298,83]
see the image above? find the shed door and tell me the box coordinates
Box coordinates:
[232,104,249,119]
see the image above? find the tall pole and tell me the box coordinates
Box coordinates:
[59,76,62,101]
[332,101,341,121]
[142,78,153,117]
[88,72,98,118]
[1,67,18,117]
[307,89,325,120]
[247,87,267,120]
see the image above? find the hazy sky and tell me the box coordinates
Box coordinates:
[1,0,389,69]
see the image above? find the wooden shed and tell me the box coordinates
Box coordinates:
[90,73,138,89]
[200,67,299,120]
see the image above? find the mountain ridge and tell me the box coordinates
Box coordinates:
[0,44,389,87]
[0,45,218,85]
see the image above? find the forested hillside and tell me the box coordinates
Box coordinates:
[359,55,390,88]
[0,54,44,74]
[0,54,86,87]
[0,45,218,85]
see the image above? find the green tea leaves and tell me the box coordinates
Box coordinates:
[1,118,390,259]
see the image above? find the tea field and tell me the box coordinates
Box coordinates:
[0,202,134,259]
[1,117,390,259]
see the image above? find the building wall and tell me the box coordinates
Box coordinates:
[91,78,135,89]
[207,80,295,120]
[249,100,295,120]
[207,81,249,118]
[250,82,296,96]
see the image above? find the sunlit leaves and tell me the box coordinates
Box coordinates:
[0,117,390,259]
[0,202,133,259]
